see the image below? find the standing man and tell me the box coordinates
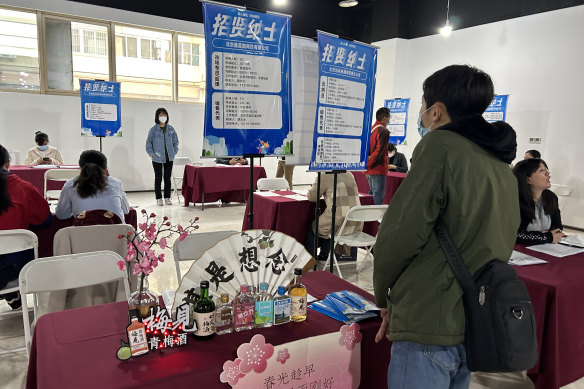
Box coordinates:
[366,107,390,205]
[373,65,519,388]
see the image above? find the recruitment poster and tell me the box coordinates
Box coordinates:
[201,2,292,157]
[309,31,377,171]
[483,94,509,122]
[79,79,121,137]
[384,98,409,145]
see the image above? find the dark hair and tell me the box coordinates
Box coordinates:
[35,131,49,146]
[155,108,169,124]
[388,143,396,152]
[74,150,107,198]
[376,107,390,121]
[0,145,11,213]
[423,64,494,121]
[525,149,541,159]
[513,158,558,221]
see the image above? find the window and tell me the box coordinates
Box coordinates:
[177,34,205,103]
[178,41,200,66]
[115,25,172,100]
[0,8,40,91]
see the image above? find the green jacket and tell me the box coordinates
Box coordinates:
[373,115,520,346]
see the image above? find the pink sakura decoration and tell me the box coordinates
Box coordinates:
[220,358,245,386]
[237,334,274,374]
[338,323,362,351]
[276,348,290,364]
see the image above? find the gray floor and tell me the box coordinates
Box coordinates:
[0,190,583,389]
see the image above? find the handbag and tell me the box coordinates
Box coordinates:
[433,217,538,372]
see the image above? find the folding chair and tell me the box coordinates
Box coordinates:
[43,168,80,201]
[324,204,388,278]
[19,250,130,355]
[551,183,572,212]
[173,230,238,284]
[172,157,192,203]
[257,178,289,191]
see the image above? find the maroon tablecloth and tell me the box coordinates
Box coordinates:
[31,209,138,258]
[182,165,267,207]
[10,165,79,194]
[26,271,390,389]
[351,171,407,204]
[514,245,584,389]
[242,191,377,244]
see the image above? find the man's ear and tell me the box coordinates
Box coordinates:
[433,102,451,125]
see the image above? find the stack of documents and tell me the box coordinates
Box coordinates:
[309,290,379,324]
[509,250,548,266]
[560,235,584,248]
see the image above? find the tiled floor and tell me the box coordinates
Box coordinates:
[0,190,583,388]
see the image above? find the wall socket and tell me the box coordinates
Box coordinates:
[528,137,542,144]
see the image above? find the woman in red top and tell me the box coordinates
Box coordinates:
[0,144,51,309]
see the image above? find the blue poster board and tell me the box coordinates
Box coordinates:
[201,2,292,157]
[483,94,509,123]
[384,98,409,145]
[309,31,377,171]
[79,80,121,137]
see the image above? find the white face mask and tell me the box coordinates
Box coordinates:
[159,116,167,124]
[388,151,396,158]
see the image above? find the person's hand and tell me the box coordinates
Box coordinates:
[550,228,565,243]
[375,308,390,343]
[229,158,238,165]
[388,164,397,171]
[37,158,44,165]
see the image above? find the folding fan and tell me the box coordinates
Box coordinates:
[173,230,315,310]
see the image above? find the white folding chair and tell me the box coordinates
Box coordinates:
[44,168,80,201]
[19,250,130,355]
[172,157,193,202]
[173,230,238,284]
[324,204,388,278]
[551,183,572,212]
[0,230,38,320]
[257,177,290,191]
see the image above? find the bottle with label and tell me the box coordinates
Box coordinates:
[233,284,255,332]
[193,281,216,340]
[290,268,307,322]
[214,293,234,335]
[273,286,291,325]
[127,309,149,356]
[254,282,274,328]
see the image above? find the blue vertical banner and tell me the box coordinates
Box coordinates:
[384,98,409,145]
[79,79,121,137]
[309,31,377,171]
[483,94,509,123]
[201,2,292,157]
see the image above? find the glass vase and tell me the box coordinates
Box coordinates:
[128,274,158,319]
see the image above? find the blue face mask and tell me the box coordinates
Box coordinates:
[37,145,49,151]
[417,105,435,138]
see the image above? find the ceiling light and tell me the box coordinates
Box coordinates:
[273,0,287,5]
[339,0,358,8]
[440,0,453,36]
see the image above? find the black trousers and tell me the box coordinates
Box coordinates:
[152,160,173,199]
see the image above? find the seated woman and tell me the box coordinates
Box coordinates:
[0,144,51,309]
[56,150,129,223]
[513,158,563,245]
[387,143,409,173]
[24,131,64,165]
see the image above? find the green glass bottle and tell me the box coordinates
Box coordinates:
[193,281,216,340]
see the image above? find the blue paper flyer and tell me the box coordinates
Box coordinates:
[483,94,509,123]
[384,98,409,145]
[79,79,121,137]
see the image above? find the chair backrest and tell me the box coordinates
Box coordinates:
[173,230,238,283]
[344,204,389,223]
[0,229,38,257]
[53,224,135,257]
[173,156,192,167]
[257,177,289,191]
[550,183,572,197]
[43,168,80,198]
[8,150,20,165]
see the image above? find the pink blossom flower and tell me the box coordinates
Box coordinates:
[116,260,125,270]
[137,241,150,253]
[276,348,290,364]
[219,358,245,386]
[138,222,147,231]
[159,237,167,249]
[237,334,274,374]
[179,232,189,242]
[132,263,142,275]
[338,323,362,351]
[157,253,165,263]
[124,252,135,263]
[177,225,184,233]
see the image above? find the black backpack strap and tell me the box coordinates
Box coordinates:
[433,217,476,293]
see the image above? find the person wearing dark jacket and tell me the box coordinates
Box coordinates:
[387,143,408,173]
[513,158,563,245]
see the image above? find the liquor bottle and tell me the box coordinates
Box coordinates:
[214,293,234,335]
[127,309,149,356]
[273,286,291,325]
[290,268,307,322]
[193,281,216,340]
[254,282,274,328]
[233,285,255,332]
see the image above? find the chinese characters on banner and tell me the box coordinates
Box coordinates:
[79,79,121,137]
[384,98,410,145]
[483,94,509,123]
[201,2,292,157]
[309,31,377,171]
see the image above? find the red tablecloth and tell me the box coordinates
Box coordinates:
[351,171,407,204]
[514,245,584,389]
[182,165,267,208]
[10,165,79,194]
[31,209,138,258]
[242,191,377,244]
[26,271,390,389]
